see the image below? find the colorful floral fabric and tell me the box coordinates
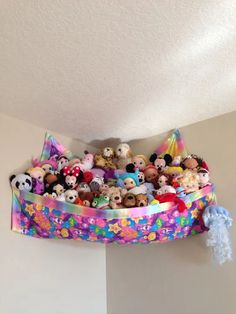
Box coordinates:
[11,186,216,244]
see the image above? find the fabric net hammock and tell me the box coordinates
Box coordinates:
[11,130,217,244]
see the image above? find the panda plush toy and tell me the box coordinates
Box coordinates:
[10,173,33,192]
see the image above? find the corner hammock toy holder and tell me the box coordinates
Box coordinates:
[11,130,225,247]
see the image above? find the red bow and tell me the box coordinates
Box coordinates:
[63,166,81,177]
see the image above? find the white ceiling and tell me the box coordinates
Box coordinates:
[0,1,236,143]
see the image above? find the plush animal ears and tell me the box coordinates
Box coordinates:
[126,163,136,173]
[149,153,172,165]
[163,154,173,165]
[9,174,16,182]
[149,153,157,163]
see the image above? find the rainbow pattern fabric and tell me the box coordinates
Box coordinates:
[11,129,216,244]
[11,185,216,244]
[155,129,188,158]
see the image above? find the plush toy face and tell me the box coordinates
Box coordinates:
[123,178,136,190]
[182,155,202,170]
[92,195,110,209]
[116,143,132,159]
[123,193,136,208]
[103,147,114,159]
[41,163,54,174]
[78,191,96,207]
[110,190,122,205]
[27,167,45,182]
[198,170,210,187]
[133,155,147,170]
[158,175,169,187]
[77,182,91,193]
[58,156,69,171]
[138,171,145,184]
[10,174,32,192]
[136,194,148,207]
[52,183,65,195]
[157,185,176,195]
[165,166,183,179]
[65,190,78,203]
[90,176,104,192]
[143,167,158,182]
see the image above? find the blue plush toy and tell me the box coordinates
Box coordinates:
[115,169,140,190]
[203,205,233,265]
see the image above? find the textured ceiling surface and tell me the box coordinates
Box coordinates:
[0,1,236,143]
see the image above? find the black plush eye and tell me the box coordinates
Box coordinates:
[49,167,52,171]
[140,161,143,165]
[16,181,20,189]
[134,162,136,165]
[26,179,31,185]
[104,196,109,201]
[38,176,42,180]
[118,148,121,152]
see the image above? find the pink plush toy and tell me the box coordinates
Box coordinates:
[76,151,94,172]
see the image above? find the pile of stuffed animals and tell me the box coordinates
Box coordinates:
[10,143,211,210]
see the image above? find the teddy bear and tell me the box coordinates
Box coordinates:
[176,169,200,194]
[122,193,136,208]
[10,173,33,192]
[135,194,148,207]
[115,143,133,169]
[106,186,126,209]
[65,190,78,203]
[78,191,98,207]
[102,147,116,169]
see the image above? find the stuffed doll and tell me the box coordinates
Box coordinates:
[44,173,59,189]
[75,151,94,172]
[149,153,173,173]
[10,173,32,192]
[157,174,169,188]
[132,154,148,170]
[198,168,211,188]
[143,165,158,182]
[60,166,83,190]
[176,169,200,194]
[115,169,140,190]
[57,155,70,172]
[164,166,183,181]
[27,167,46,195]
[181,154,208,171]
[115,143,133,169]
[32,158,58,174]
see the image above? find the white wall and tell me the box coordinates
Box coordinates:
[0,113,107,314]
[106,111,236,314]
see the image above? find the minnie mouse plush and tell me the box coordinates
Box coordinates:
[60,166,83,189]
[149,153,173,173]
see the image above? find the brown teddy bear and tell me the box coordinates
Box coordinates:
[135,194,148,207]
[106,186,126,209]
[122,193,136,208]
[78,191,99,207]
